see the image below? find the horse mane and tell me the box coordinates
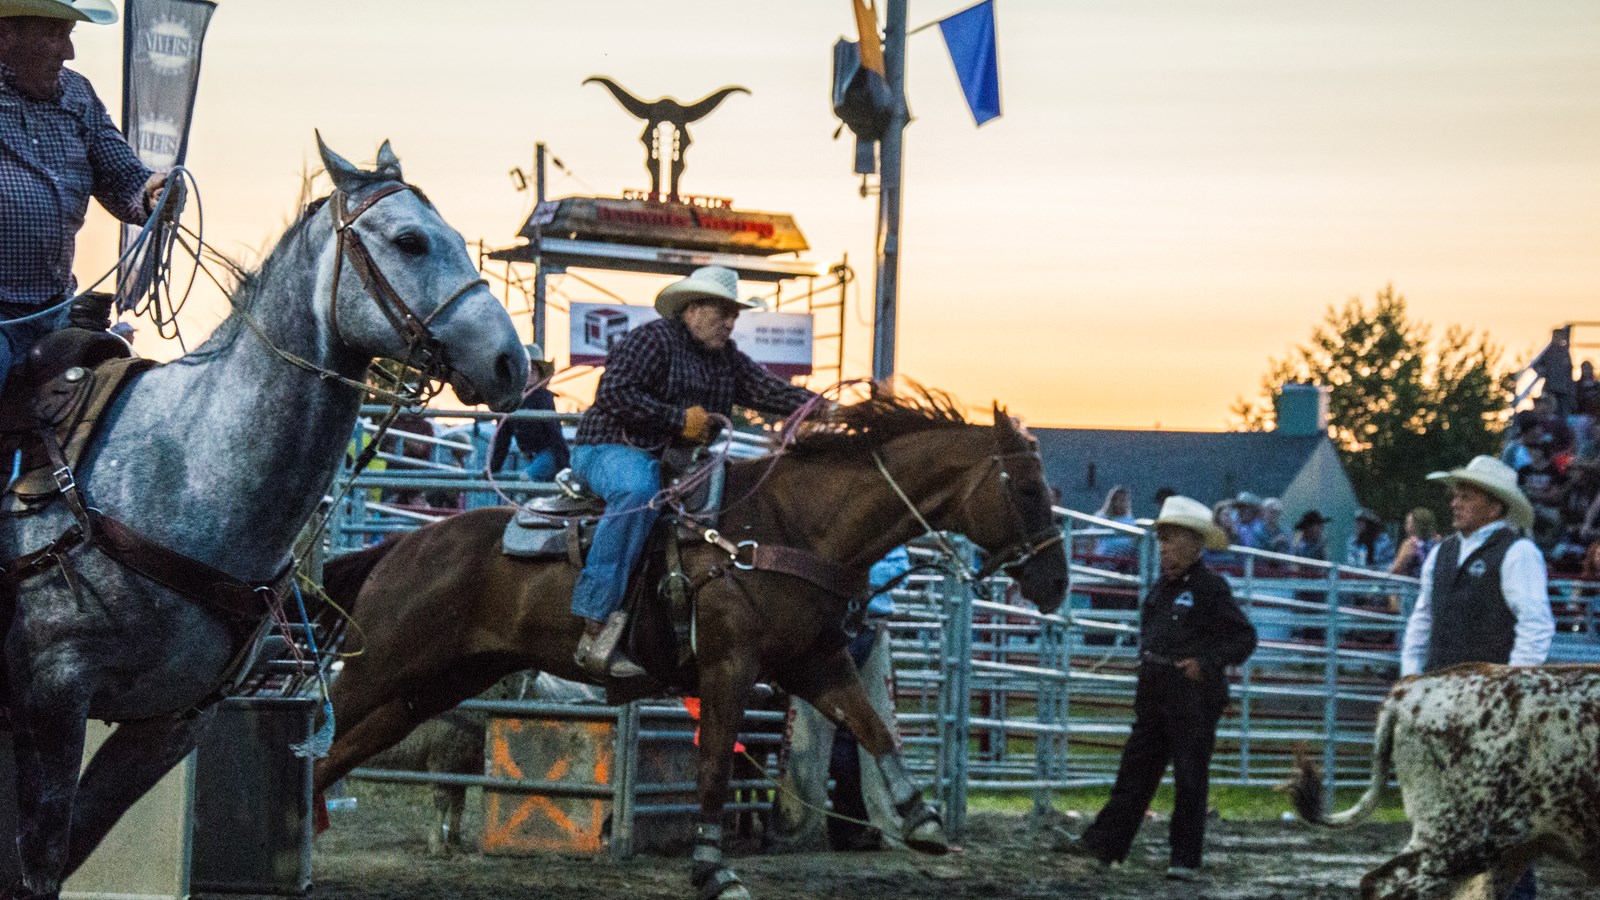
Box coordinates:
[180,192,334,360]
[782,385,972,458]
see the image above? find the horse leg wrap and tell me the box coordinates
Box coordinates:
[690,822,725,886]
[875,751,918,807]
[877,754,950,856]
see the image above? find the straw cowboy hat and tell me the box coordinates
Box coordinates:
[654,265,759,320]
[1426,455,1534,531]
[0,0,117,24]
[1140,495,1229,551]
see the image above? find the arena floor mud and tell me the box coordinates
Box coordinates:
[209,784,1595,899]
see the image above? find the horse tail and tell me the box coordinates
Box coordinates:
[1290,698,1397,827]
[317,540,400,616]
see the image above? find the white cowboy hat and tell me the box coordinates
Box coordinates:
[0,0,117,24]
[654,266,759,320]
[1427,455,1534,531]
[1140,495,1229,551]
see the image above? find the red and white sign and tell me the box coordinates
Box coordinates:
[569,303,814,377]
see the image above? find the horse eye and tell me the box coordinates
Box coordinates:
[393,231,430,256]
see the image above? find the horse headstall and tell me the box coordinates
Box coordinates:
[965,448,1063,581]
[326,182,484,384]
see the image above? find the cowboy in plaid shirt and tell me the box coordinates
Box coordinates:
[571,265,817,678]
[0,0,167,393]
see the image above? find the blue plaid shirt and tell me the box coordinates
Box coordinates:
[0,63,151,307]
[575,316,816,450]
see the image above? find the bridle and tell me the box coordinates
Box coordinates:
[966,449,1065,581]
[325,182,486,381]
[872,445,1063,584]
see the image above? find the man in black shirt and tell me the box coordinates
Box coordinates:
[1056,495,1257,881]
[489,345,569,481]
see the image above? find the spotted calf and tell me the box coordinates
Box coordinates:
[1291,664,1600,899]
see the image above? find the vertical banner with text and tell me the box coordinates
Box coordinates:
[119,0,215,310]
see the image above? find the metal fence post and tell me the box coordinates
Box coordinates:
[610,700,640,861]
[1321,564,1341,811]
[1033,610,1066,817]
[1238,554,1255,785]
[936,549,974,839]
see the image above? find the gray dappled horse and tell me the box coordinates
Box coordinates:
[0,138,527,898]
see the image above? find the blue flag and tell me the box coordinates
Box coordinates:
[938,1,1000,126]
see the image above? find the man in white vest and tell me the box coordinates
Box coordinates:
[1400,455,1554,900]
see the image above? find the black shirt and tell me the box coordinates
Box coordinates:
[1139,560,1257,678]
[489,387,570,472]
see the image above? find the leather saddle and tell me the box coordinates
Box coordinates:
[500,446,726,563]
[0,326,154,511]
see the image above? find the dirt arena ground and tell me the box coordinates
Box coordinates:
[220,783,1597,900]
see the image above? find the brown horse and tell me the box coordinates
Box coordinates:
[312,393,1068,899]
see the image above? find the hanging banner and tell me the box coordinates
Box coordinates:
[569,303,814,377]
[122,0,215,170]
[119,0,215,311]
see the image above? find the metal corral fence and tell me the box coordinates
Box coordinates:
[323,409,1600,840]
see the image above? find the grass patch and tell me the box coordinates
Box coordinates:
[967,784,1409,823]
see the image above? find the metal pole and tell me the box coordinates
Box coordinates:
[610,700,640,860]
[871,0,909,382]
[533,142,548,348]
[1322,565,1341,811]
[936,545,974,839]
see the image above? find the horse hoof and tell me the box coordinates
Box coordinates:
[903,819,950,856]
[694,865,750,900]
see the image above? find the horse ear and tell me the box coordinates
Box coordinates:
[315,130,369,194]
[374,140,403,181]
[994,402,1029,448]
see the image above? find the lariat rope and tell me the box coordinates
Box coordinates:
[871,451,974,584]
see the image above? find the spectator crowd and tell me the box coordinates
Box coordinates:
[1078,354,1600,585]
[1500,362,1600,577]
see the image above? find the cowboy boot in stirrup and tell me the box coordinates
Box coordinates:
[574,611,647,679]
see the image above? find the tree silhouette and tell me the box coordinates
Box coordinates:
[1234,285,1512,522]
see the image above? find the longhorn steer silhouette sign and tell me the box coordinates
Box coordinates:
[584,76,749,201]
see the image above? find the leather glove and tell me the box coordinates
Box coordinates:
[681,405,712,443]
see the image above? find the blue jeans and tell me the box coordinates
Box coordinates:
[521,450,560,483]
[1509,867,1536,900]
[569,443,661,622]
[0,302,69,396]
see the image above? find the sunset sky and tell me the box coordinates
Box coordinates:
[66,0,1600,429]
